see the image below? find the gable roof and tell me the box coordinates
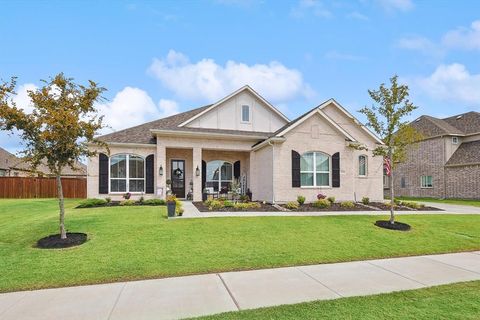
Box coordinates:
[177,85,290,127]
[445,140,480,166]
[411,111,480,138]
[0,147,17,170]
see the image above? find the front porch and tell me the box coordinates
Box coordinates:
[157,146,250,201]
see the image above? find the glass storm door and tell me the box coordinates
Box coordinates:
[171,160,185,198]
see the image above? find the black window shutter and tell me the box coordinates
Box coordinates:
[292,150,301,187]
[145,154,154,194]
[332,152,340,188]
[234,161,241,180]
[99,153,109,194]
[202,160,206,191]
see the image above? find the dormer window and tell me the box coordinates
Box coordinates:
[241,105,250,123]
[452,137,458,144]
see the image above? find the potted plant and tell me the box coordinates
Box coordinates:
[166,194,177,217]
[123,192,131,200]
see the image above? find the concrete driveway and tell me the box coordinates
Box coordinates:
[1,251,479,320]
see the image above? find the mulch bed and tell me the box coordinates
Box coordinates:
[369,202,441,211]
[284,203,368,212]
[75,202,165,209]
[375,220,411,231]
[193,201,279,212]
[36,233,87,249]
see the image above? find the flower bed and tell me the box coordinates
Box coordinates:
[75,198,166,209]
[281,201,368,212]
[193,200,278,212]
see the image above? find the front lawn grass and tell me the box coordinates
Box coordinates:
[196,281,480,320]
[397,196,480,207]
[1,199,479,293]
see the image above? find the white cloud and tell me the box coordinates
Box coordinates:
[9,83,37,113]
[442,20,480,51]
[97,87,179,132]
[414,63,480,104]
[148,50,313,103]
[290,0,332,19]
[396,35,444,58]
[377,0,414,12]
[346,11,369,21]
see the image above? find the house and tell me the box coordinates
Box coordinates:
[88,86,384,203]
[389,112,480,199]
[0,147,86,178]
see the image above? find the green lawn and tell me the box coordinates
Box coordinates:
[397,196,480,207]
[195,281,480,320]
[0,199,479,293]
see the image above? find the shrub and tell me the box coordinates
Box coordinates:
[317,193,326,200]
[119,199,136,206]
[123,192,131,200]
[327,196,335,204]
[175,199,183,214]
[77,198,107,208]
[286,201,299,210]
[105,197,112,204]
[208,200,224,210]
[143,198,166,206]
[233,202,261,210]
[166,194,177,203]
[361,197,370,205]
[224,200,234,207]
[393,198,402,205]
[401,201,424,209]
[340,201,355,209]
[296,195,306,205]
[138,196,145,204]
[313,199,331,208]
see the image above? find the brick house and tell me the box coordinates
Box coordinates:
[388,111,480,199]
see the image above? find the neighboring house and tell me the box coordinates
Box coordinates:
[88,86,384,203]
[0,147,86,178]
[389,111,480,199]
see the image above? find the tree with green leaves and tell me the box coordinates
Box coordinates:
[359,75,423,224]
[0,73,106,239]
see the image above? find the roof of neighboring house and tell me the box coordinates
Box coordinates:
[411,111,480,138]
[446,140,480,166]
[97,104,272,144]
[0,147,86,176]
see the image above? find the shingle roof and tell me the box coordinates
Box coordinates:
[0,147,17,170]
[412,111,480,138]
[97,104,271,144]
[446,140,480,166]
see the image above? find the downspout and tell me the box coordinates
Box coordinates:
[268,140,275,204]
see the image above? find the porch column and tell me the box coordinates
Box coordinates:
[192,147,202,201]
[156,140,167,199]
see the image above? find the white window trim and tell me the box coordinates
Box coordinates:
[109,154,146,194]
[420,175,433,189]
[241,105,251,123]
[206,160,234,191]
[452,136,458,144]
[300,152,331,188]
[358,154,368,177]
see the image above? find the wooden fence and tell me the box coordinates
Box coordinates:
[0,177,87,199]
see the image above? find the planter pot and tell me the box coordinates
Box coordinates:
[167,201,176,217]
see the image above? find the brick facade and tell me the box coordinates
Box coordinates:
[445,165,480,199]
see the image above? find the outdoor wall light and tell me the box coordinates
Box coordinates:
[195,165,200,176]
[159,165,163,176]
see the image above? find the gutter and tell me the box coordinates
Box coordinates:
[251,137,286,151]
[150,129,269,141]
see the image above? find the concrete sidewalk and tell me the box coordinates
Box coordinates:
[1,252,479,320]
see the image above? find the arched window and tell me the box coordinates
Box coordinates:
[300,152,330,187]
[206,160,233,192]
[110,154,145,193]
[358,155,367,176]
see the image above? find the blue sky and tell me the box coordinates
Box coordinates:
[1,0,480,153]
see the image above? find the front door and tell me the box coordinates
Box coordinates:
[171,160,185,198]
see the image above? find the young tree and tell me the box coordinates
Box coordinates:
[359,75,422,224]
[0,74,106,239]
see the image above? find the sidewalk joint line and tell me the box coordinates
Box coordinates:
[107,282,126,320]
[295,267,343,298]
[423,255,480,276]
[366,261,428,286]
[217,274,241,311]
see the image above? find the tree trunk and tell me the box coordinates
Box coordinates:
[57,174,67,239]
[388,150,395,224]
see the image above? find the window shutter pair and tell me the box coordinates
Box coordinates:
[291,150,340,188]
[98,153,155,194]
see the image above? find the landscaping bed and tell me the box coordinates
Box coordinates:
[193,200,278,212]
[75,198,166,209]
[369,202,441,211]
[282,202,367,211]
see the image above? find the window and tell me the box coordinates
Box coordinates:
[300,152,330,187]
[206,160,233,191]
[401,177,406,188]
[0,169,6,177]
[452,136,458,144]
[110,154,145,193]
[421,175,433,188]
[241,105,250,122]
[358,155,367,176]
[383,168,390,189]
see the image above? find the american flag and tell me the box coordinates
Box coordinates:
[384,157,392,176]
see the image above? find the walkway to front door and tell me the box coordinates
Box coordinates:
[171,160,185,198]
